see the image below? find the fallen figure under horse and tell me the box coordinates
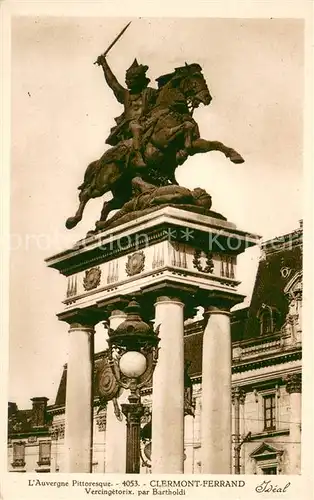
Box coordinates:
[94,177,221,231]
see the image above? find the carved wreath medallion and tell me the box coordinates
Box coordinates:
[83,266,101,291]
[193,249,214,274]
[98,361,120,401]
[126,251,145,276]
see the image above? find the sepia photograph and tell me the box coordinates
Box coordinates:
[1,4,312,497]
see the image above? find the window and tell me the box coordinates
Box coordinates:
[263,394,276,431]
[262,466,277,475]
[257,304,280,335]
[250,442,283,475]
[12,441,25,467]
[38,441,51,466]
[260,311,272,334]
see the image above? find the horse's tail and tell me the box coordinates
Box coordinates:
[78,160,98,191]
[78,142,131,192]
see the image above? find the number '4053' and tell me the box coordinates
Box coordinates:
[122,480,139,487]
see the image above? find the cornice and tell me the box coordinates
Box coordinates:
[232,350,302,374]
[46,208,259,276]
[47,405,65,416]
[8,428,50,439]
[48,226,169,276]
[233,331,284,349]
[249,429,289,441]
[262,229,302,255]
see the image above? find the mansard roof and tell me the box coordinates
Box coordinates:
[243,225,302,340]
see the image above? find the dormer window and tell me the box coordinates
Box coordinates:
[257,304,280,335]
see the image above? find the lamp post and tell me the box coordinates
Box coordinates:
[106,299,159,474]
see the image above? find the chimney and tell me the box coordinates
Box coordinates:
[8,402,18,418]
[31,397,49,427]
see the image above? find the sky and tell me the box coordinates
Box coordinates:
[8,16,304,409]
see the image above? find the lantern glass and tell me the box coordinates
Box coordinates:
[119,351,147,378]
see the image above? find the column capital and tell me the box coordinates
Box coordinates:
[231,387,246,405]
[140,282,199,320]
[155,296,184,306]
[285,373,302,394]
[97,296,130,316]
[203,290,245,316]
[57,307,104,329]
[108,309,128,322]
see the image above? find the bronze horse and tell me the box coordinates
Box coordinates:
[66,63,244,230]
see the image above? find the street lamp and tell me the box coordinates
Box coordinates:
[106,299,159,474]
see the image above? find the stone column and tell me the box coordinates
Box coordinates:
[201,297,235,474]
[105,310,127,473]
[64,321,95,472]
[152,296,185,473]
[286,373,302,474]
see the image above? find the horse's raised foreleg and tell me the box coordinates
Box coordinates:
[65,189,90,229]
[189,139,244,164]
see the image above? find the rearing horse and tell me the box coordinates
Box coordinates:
[66,63,244,230]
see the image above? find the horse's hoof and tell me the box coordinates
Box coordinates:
[229,152,245,164]
[65,217,79,229]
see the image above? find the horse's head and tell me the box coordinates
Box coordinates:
[156,63,212,112]
[180,63,212,110]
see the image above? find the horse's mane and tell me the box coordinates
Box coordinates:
[156,63,203,89]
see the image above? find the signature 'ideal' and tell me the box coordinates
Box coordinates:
[256,481,291,493]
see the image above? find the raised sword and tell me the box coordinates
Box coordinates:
[94,21,132,64]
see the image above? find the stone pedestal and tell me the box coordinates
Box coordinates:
[64,322,95,473]
[152,296,185,473]
[47,205,259,474]
[286,373,302,474]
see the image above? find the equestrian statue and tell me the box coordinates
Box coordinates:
[65,22,244,232]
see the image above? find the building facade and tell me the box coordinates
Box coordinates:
[8,224,302,474]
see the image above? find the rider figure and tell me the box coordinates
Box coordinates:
[96,55,157,168]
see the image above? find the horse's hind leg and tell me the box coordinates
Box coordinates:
[65,189,90,229]
[95,196,126,231]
